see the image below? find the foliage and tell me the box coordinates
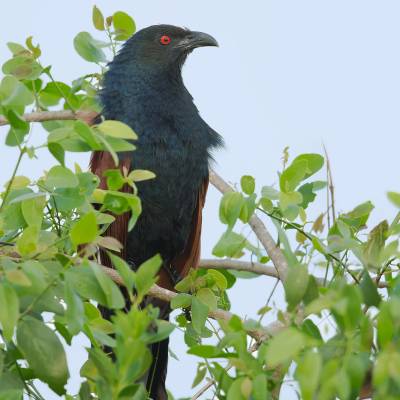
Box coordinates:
[0,5,400,400]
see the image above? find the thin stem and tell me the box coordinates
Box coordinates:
[323,144,336,224]
[44,69,77,112]
[46,204,61,237]
[106,26,117,56]
[19,276,58,319]
[257,207,360,284]
[0,149,25,212]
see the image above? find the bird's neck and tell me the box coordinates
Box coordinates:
[101,59,192,120]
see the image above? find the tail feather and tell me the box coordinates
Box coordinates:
[147,336,169,400]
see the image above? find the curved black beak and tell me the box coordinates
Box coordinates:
[176,31,219,51]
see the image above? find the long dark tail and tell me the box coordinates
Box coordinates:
[90,151,171,398]
[98,298,169,400]
[145,298,170,400]
[147,335,169,400]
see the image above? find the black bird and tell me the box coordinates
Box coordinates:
[90,25,222,399]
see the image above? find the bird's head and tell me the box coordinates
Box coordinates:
[113,24,218,73]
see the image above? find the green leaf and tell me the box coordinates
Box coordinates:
[73,32,107,63]
[360,272,381,307]
[113,11,136,40]
[64,282,85,335]
[212,231,246,258]
[298,182,317,209]
[6,109,29,131]
[103,169,125,191]
[296,351,322,400]
[191,297,209,334]
[280,154,324,193]
[196,288,217,311]
[5,125,29,147]
[74,120,101,149]
[252,374,268,400]
[48,127,91,152]
[239,194,256,223]
[192,365,207,388]
[266,328,305,367]
[16,225,39,256]
[219,192,245,228]
[17,317,69,395]
[170,293,192,310]
[279,191,303,211]
[363,220,388,268]
[128,169,156,182]
[70,211,98,246]
[280,159,308,192]
[293,154,324,179]
[97,120,138,140]
[240,175,255,195]
[108,253,135,292]
[301,319,322,341]
[39,83,61,107]
[340,201,374,230]
[284,264,309,309]
[135,254,162,298]
[100,136,136,152]
[90,262,125,309]
[0,371,24,398]
[21,195,45,227]
[92,6,105,31]
[261,185,280,200]
[45,166,79,189]
[187,345,225,358]
[48,142,65,165]
[227,378,246,400]
[66,262,109,307]
[207,269,228,290]
[5,269,32,287]
[260,197,273,212]
[147,320,175,344]
[25,36,41,59]
[2,55,42,80]
[0,76,34,106]
[7,42,28,55]
[377,302,394,348]
[0,283,19,341]
[388,191,400,207]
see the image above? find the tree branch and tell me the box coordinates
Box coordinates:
[0,110,95,126]
[100,264,285,343]
[199,258,279,278]
[209,169,289,281]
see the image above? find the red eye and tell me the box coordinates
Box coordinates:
[160,35,171,45]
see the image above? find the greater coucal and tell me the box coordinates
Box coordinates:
[90,25,222,399]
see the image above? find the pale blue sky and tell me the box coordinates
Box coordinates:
[1,1,400,398]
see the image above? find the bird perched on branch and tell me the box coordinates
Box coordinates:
[90,25,222,399]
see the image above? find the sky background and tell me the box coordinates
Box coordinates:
[1,1,400,398]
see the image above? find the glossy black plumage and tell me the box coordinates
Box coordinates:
[92,25,222,399]
[100,25,222,273]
